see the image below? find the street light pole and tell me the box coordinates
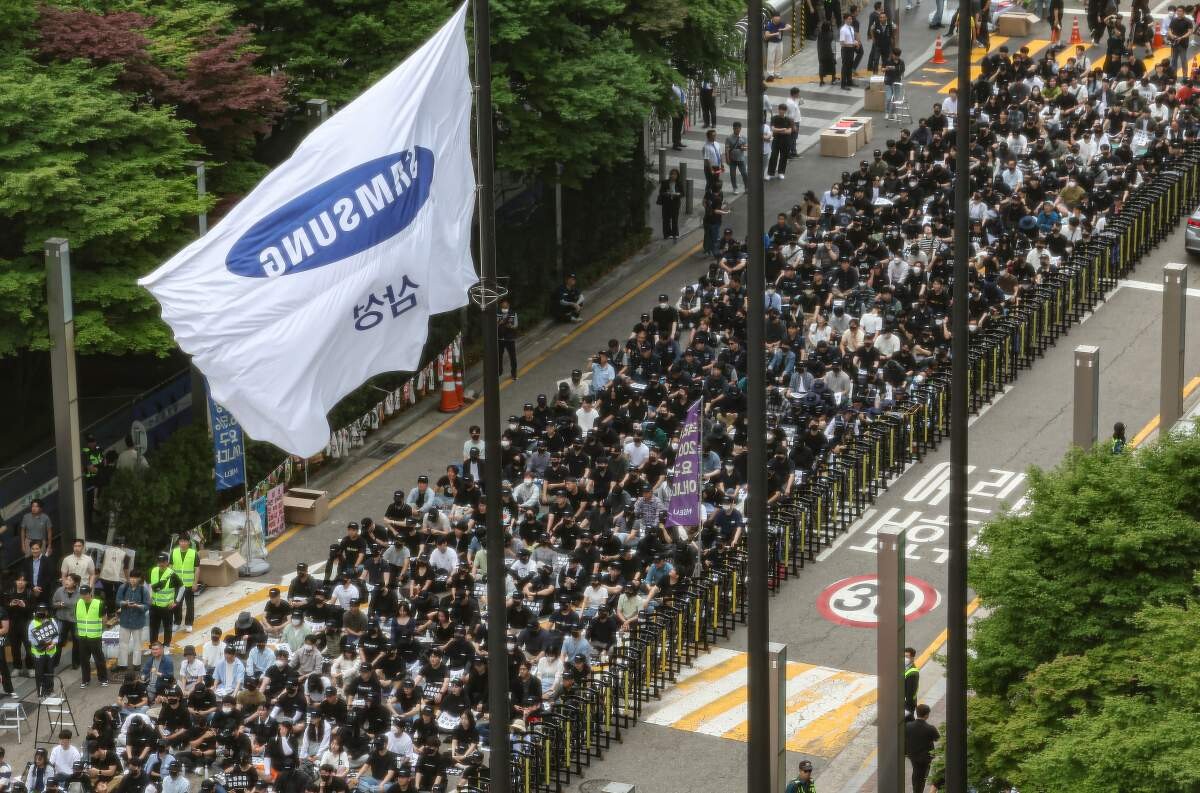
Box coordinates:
[471,1,510,791]
[947,0,973,787]
[745,0,771,791]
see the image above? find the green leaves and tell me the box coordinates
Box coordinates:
[967,435,1200,791]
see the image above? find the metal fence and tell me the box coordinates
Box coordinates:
[456,141,1200,793]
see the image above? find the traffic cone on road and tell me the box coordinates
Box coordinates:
[438,354,461,412]
[1153,22,1164,49]
[932,34,946,65]
[452,344,466,405]
[1069,16,1082,44]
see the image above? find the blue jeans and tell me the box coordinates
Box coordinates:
[932,0,945,24]
[357,776,383,793]
[885,84,898,114]
[728,160,749,191]
[1172,45,1189,76]
[703,222,721,256]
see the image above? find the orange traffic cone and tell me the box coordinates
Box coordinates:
[453,344,466,405]
[932,34,946,65]
[1153,22,1164,49]
[1050,23,1059,44]
[1069,16,1082,44]
[438,354,461,412]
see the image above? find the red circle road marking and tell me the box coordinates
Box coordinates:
[816,574,941,628]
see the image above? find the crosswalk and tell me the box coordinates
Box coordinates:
[932,35,1181,93]
[641,647,878,757]
[662,83,867,177]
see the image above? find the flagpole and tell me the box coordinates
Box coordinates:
[470,0,511,790]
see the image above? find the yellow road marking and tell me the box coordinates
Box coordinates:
[785,687,878,755]
[671,662,816,734]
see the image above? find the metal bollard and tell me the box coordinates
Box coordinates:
[658,147,667,183]
[678,161,688,188]
[685,178,694,215]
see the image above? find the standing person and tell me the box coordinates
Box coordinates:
[29,603,60,698]
[905,704,940,793]
[670,84,686,150]
[497,298,518,380]
[866,2,884,72]
[1048,0,1064,41]
[20,499,53,558]
[24,540,56,606]
[148,552,179,647]
[5,572,34,678]
[725,123,749,195]
[786,87,804,157]
[767,103,793,180]
[817,19,838,85]
[839,14,861,90]
[60,540,95,590]
[870,11,895,75]
[1110,422,1127,453]
[805,0,820,38]
[50,573,80,669]
[699,76,717,128]
[903,646,919,719]
[0,593,16,696]
[884,48,906,119]
[701,187,729,258]
[1168,5,1193,75]
[765,12,792,80]
[170,536,198,632]
[115,570,150,672]
[702,128,724,191]
[74,585,109,688]
[784,760,816,793]
[930,0,947,27]
[658,169,683,239]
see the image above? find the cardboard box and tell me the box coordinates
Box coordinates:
[820,128,858,157]
[995,12,1038,36]
[283,488,329,525]
[864,84,886,112]
[844,116,874,145]
[198,551,245,587]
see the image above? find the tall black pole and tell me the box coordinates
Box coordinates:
[745,1,770,791]
[947,0,972,788]
[472,1,510,790]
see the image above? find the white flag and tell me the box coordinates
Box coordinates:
[140,4,476,456]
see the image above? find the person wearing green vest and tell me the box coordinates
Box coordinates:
[170,537,199,632]
[784,759,816,793]
[28,603,60,698]
[148,553,179,647]
[74,585,109,688]
[904,646,919,721]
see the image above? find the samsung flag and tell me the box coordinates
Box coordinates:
[139,5,476,456]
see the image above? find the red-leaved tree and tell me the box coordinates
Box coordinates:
[35,6,169,97]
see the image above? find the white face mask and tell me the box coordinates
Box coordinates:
[222,707,233,714]
[276,660,287,668]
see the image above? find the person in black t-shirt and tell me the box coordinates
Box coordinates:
[414,738,446,793]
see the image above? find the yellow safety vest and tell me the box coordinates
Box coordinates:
[149,566,178,608]
[171,547,198,588]
[76,598,104,639]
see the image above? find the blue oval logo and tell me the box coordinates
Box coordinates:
[225,147,435,278]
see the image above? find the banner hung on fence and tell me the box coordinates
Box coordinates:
[208,390,246,491]
[667,399,703,527]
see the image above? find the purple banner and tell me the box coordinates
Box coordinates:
[667,400,702,527]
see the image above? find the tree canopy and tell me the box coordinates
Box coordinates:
[965,430,1200,792]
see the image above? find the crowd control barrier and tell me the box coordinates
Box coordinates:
[462,143,1200,792]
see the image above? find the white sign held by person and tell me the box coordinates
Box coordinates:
[139,5,476,456]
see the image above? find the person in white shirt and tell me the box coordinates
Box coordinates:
[512,474,541,510]
[428,537,459,575]
[582,580,610,612]
[576,397,599,432]
[702,128,723,191]
[201,628,226,670]
[330,578,361,610]
[385,721,418,766]
[785,87,803,157]
[874,328,900,357]
[623,434,650,469]
[838,15,860,90]
[941,89,958,116]
[860,307,884,336]
[49,732,82,779]
[177,646,206,695]
[462,426,485,460]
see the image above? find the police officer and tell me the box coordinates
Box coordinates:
[75,585,109,688]
[148,553,180,646]
[904,646,919,721]
[784,760,816,793]
[29,603,60,698]
[498,297,519,380]
[171,537,198,632]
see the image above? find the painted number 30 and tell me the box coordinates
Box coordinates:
[817,574,941,628]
